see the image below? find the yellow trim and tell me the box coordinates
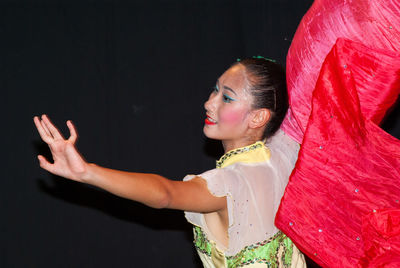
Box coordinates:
[217,141,270,168]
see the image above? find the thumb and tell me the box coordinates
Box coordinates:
[37,155,55,173]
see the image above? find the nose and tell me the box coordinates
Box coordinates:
[204,91,217,112]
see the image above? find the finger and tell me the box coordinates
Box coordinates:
[40,117,52,137]
[33,116,52,143]
[37,155,55,173]
[67,120,78,143]
[42,114,64,139]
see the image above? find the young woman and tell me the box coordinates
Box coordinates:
[34,58,306,267]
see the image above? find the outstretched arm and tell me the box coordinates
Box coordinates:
[33,115,226,213]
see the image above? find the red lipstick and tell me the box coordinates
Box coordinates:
[205,117,217,125]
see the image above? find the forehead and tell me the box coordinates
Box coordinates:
[218,64,247,92]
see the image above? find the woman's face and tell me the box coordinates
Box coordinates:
[203,64,255,142]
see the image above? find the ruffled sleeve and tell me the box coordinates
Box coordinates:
[183,167,240,231]
[184,160,286,256]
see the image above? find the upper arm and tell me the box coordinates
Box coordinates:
[164,177,227,213]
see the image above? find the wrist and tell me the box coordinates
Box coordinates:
[79,163,97,184]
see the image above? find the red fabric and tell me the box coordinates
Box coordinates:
[280,0,400,143]
[276,38,400,267]
[276,0,400,266]
[361,209,400,267]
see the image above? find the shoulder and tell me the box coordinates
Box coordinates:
[184,166,241,184]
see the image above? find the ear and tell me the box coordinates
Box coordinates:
[248,108,271,129]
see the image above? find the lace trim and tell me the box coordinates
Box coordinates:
[216,142,264,168]
[193,226,293,267]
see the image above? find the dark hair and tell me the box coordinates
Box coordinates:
[234,58,288,139]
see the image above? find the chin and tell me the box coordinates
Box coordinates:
[203,126,212,138]
[203,126,219,140]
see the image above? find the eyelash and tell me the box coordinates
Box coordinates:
[212,85,235,103]
[223,94,234,103]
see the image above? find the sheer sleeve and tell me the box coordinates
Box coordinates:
[184,160,289,256]
[183,168,237,230]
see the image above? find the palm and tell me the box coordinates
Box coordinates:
[34,115,87,182]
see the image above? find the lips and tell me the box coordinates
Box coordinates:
[205,115,217,125]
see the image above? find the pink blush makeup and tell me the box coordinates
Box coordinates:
[219,109,247,126]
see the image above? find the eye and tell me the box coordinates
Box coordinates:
[223,94,235,103]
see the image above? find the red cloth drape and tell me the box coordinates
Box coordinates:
[276,0,400,266]
[280,0,400,143]
[276,38,400,267]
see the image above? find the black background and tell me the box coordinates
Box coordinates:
[2,0,399,267]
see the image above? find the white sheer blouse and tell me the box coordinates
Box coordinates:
[184,129,300,257]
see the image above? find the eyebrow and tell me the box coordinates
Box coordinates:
[216,80,237,95]
[223,86,237,95]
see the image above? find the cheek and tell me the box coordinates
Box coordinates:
[219,108,247,125]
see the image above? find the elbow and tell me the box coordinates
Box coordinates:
[154,193,171,209]
[143,174,174,209]
[148,186,172,209]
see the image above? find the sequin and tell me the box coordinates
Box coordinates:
[193,227,295,268]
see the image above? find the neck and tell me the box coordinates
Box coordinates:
[222,137,261,153]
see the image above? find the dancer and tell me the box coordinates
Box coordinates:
[34,58,306,267]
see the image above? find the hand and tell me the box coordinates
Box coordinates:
[33,115,88,182]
